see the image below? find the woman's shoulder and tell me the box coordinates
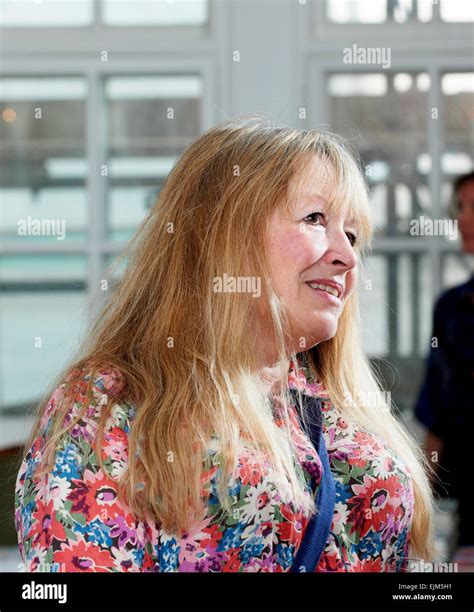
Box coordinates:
[30,363,137,478]
[42,363,131,420]
[16,366,137,532]
[15,365,151,572]
[63,363,129,401]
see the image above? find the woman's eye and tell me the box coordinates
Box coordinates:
[346,232,358,247]
[304,211,325,225]
[304,212,358,247]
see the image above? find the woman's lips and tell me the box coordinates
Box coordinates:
[305,282,342,305]
[305,279,344,299]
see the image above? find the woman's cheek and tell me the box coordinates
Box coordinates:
[269,229,314,278]
[345,267,358,300]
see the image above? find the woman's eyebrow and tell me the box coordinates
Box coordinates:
[302,193,358,227]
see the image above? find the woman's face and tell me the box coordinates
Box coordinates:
[264,159,359,353]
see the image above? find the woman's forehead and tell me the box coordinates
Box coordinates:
[290,159,341,206]
[294,156,336,191]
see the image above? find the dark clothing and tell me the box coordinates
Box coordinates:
[415,275,474,545]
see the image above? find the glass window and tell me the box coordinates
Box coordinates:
[359,255,389,356]
[325,0,435,23]
[0,0,93,27]
[0,255,88,409]
[326,0,387,24]
[397,253,431,357]
[105,75,202,240]
[327,72,430,236]
[0,78,88,243]
[0,255,86,283]
[441,72,474,216]
[440,0,474,23]
[360,252,432,413]
[359,252,431,359]
[102,0,208,26]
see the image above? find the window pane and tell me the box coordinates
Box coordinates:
[105,75,202,240]
[398,253,431,357]
[325,0,434,23]
[417,254,433,354]
[0,255,87,409]
[0,0,93,27]
[360,252,431,358]
[417,0,433,22]
[326,0,386,23]
[361,252,431,412]
[0,255,86,283]
[327,72,430,236]
[359,255,389,356]
[0,78,88,243]
[103,0,208,26]
[440,0,474,22]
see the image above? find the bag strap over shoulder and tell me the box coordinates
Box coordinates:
[289,391,336,573]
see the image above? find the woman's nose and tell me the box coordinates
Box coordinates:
[328,232,357,272]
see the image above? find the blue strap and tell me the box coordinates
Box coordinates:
[289,392,336,573]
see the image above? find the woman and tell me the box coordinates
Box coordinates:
[15,115,434,572]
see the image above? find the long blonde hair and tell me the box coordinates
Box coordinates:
[25,114,433,559]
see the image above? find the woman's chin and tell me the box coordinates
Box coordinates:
[294,316,339,349]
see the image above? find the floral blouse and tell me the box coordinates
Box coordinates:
[15,357,414,572]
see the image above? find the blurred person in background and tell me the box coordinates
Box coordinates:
[415,171,474,550]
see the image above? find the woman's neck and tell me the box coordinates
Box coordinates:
[256,358,291,396]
